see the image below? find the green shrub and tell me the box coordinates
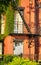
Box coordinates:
[0,61,4,65]
[0,55,39,65]
[0,55,14,65]
[7,56,38,65]
[0,34,5,40]
[3,55,13,63]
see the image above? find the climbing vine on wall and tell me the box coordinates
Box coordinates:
[4,0,19,35]
[4,5,14,35]
[11,0,19,7]
[0,0,19,40]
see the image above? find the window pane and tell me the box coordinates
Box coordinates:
[14,40,23,55]
[14,11,23,33]
[1,24,5,34]
[0,43,2,58]
[1,14,5,34]
[14,24,18,33]
[18,24,23,33]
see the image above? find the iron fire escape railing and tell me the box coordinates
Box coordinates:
[9,0,41,62]
[9,0,41,37]
[12,0,32,34]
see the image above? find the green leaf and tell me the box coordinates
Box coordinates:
[4,6,14,35]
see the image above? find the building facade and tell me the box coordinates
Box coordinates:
[0,0,41,61]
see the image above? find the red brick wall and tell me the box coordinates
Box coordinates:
[4,0,41,61]
[4,36,13,55]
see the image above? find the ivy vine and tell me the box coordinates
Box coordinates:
[0,0,19,40]
[4,6,14,35]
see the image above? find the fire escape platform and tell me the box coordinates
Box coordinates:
[9,33,41,37]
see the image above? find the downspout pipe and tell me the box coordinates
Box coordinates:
[34,0,39,62]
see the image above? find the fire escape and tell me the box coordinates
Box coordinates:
[9,0,41,62]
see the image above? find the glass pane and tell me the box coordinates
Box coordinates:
[1,24,5,34]
[14,11,23,33]
[0,43,2,54]
[14,41,23,55]
[14,24,18,33]
[18,24,23,33]
[1,14,5,34]
[0,43,2,58]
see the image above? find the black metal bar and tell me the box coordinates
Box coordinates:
[12,0,31,34]
[9,33,41,37]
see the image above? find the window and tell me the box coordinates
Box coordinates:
[1,14,5,34]
[0,42,2,59]
[14,39,23,56]
[14,11,23,33]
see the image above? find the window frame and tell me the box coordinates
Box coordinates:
[13,39,23,56]
[14,8,24,33]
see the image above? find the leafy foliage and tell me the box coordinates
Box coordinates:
[4,6,14,35]
[0,0,19,14]
[8,57,38,65]
[11,0,19,8]
[0,55,39,65]
[0,0,19,38]
[0,0,11,14]
[0,55,14,65]
[0,34,5,40]
[3,55,13,63]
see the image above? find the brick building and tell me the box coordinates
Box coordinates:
[0,0,41,61]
